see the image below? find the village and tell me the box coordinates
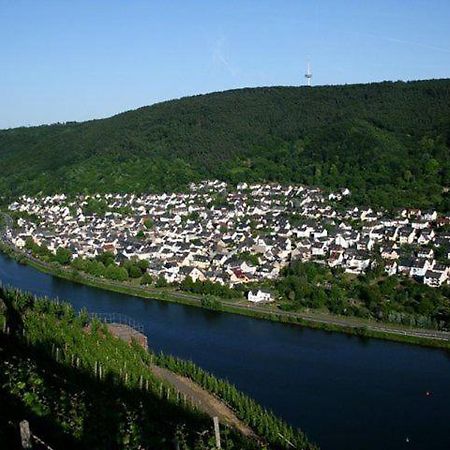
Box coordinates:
[5,180,450,303]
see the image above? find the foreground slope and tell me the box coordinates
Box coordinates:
[0,79,449,209]
[0,286,316,450]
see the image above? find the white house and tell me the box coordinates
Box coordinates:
[409,258,432,277]
[247,290,273,303]
[424,270,447,288]
[384,261,398,276]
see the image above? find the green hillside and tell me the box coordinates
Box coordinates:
[1,79,449,209]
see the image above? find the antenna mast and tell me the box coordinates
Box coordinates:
[305,61,312,87]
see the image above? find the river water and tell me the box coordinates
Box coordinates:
[0,252,449,450]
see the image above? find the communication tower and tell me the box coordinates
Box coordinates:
[305,62,312,87]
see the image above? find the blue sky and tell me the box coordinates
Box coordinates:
[1,0,449,129]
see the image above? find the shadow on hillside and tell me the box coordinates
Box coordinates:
[0,332,225,450]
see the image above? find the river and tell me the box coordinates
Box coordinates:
[0,252,449,450]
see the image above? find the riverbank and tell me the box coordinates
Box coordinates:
[1,240,449,350]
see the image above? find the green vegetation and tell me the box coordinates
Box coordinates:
[24,243,152,283]
[155,275,168,288]
[55,247,72,265]
[9,210,41,227]
[180,276,242,299]
[82,198,108,216]
[1,80,449,210]
[155,353,314,450]
[24,238,70,265]
[200,295,222,310]
[0,286,316,449]
[143,218,154,229]
[105,264,129,281]
[237,252,260,266]
[277,261,450,330]
[140,272,153,286]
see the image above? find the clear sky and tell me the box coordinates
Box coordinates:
[1,0,449,129]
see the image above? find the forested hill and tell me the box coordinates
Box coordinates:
[1,79,449,210]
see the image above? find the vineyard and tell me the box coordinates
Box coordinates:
[0,285,317,449]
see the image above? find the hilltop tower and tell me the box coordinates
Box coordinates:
[305,62,312,87]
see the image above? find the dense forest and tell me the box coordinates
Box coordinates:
[0,79,449,210]
[0,286,316,450]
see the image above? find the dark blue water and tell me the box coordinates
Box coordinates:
[0,252,449,450]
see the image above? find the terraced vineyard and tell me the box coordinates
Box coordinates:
[0,286,316,449]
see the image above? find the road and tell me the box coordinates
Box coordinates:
[242,302,450,341]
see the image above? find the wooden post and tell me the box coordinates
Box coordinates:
[213,417,221,449]
[19,420,33,449]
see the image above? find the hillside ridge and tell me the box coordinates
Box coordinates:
[1,78,449,210]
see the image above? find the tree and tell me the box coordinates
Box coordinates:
[201,295,221,310]
[143,218,154,229]
[55,247,72,265]
[128,264,142,279]
[187,211,199,221]
[137,259,149,271]
[105,264,128,281]
[71,257,87,272]
[140,273,153,286]
[155,275,168,288]
[83,198,108,216]
[86,260,106,278]
[237,252,259,266]
[96,251,115,267]
[180,276,194,291]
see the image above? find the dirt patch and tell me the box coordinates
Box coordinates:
[107,323,148,349]
[150,364,256,439]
